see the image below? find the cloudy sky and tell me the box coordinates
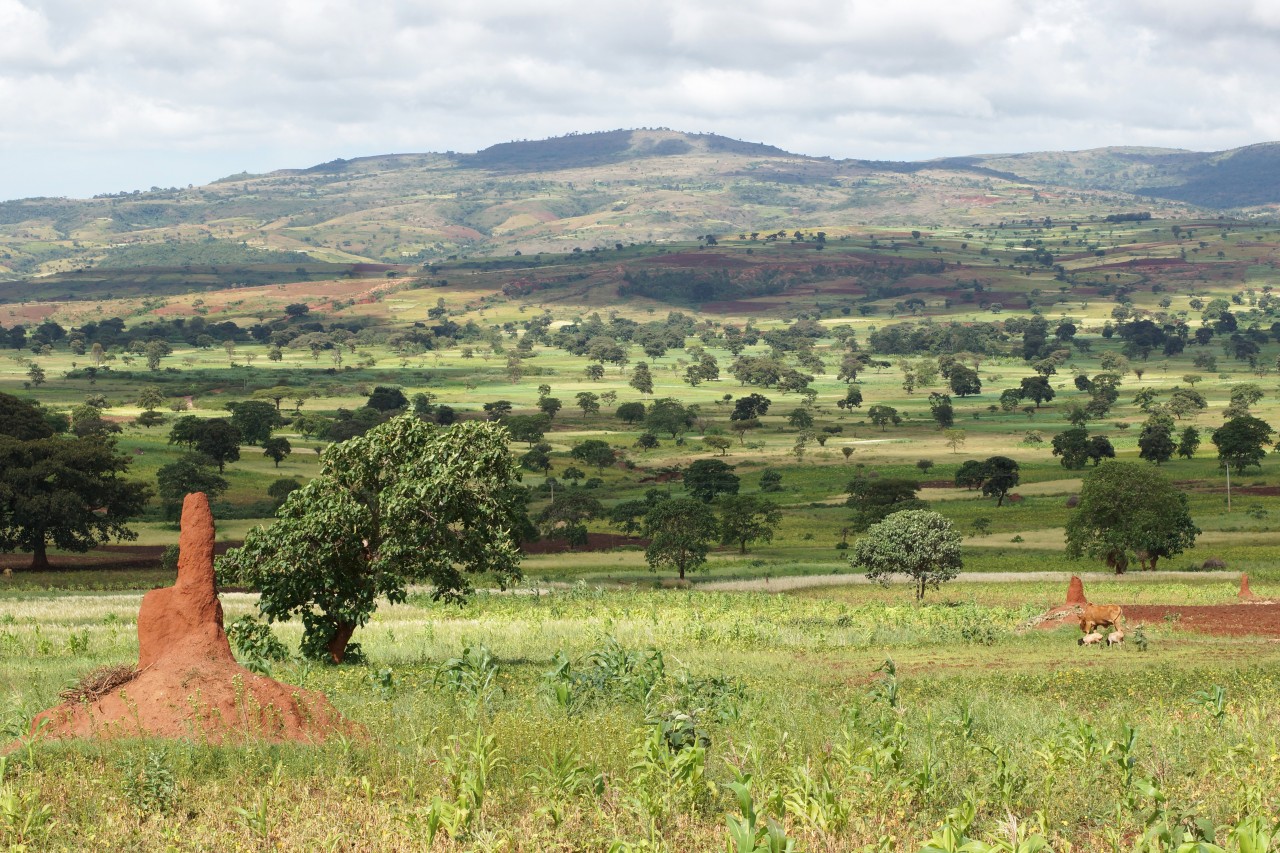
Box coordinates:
[3,0,1280,201]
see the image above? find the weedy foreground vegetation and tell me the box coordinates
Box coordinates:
[3,581,1280,850]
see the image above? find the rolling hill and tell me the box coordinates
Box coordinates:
[0,129,1276,285]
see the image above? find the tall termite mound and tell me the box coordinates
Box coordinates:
[28,493,356,743]
[1066,575,1087,606]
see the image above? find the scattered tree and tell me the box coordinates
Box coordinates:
[718,495,782,553]
[683,459,740,503]
[217,417,524,663]
[849,509,963,601]
[641,498,719,580]
[1065,461,1199,574]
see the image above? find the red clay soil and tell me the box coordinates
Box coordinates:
[521,532,648,555]
[1034,575,1280,638]
[25,493,356,744]
[1117,603,1280,637]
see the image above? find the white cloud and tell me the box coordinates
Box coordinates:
[0,0,1277,199]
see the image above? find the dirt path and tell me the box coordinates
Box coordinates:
[697,570,1240,593]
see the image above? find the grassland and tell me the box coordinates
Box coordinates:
[5,582,1280,850]
[5,214,1280,849]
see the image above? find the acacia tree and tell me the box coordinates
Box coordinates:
[979,456,1020,506]
[848,509,962,601]
[641,498,718,580]
[868,405,901,432]
[1065,461,1199,574]
[217,417,524,663]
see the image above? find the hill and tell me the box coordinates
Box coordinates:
[969,142,1280,207]
[1,129,1276,288]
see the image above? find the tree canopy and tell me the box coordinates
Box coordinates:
[846,477,926,531]
[0,430,151,569]
[641,497,718,580]
[683,459,740,503]
[1212,415,1275,474]
[848,509,962,600]
[217,416,524,663]
[1065,461,1199,574]
[718,494,782,554]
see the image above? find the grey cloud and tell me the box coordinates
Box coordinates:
[2,0,1280,199]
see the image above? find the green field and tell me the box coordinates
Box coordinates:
[4,582,1280,849]
[5,217,1280,849]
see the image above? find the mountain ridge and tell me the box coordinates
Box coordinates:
[2,129,1277,280]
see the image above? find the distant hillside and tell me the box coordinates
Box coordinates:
[971,143,1280,208]
[5,128,1277,287]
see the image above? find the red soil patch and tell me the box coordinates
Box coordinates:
[521,533,648,555]
[24,494,356,745]
[1036,602,1280,637]
[1120,603,1280,637]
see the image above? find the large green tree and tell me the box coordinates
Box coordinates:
[848,509,963,601]
[718,494,782,554]
[683,459,740,503]
[217,417,524,663]
[978,456,1020,507]
[1138,414,1176,465]
[846,477,926,531]
[536,491,604,547]
[641,498,718,580]
[646,398,693,439]
[0,392,55,440]
[226,400,280,445]
[1065,461,1199,574]
[156,453,229,520]
[0,431,151,569]
[1212,415,1275,474]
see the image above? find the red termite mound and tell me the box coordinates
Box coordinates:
[1239,573,1256,601]
[1066,575,1087,606]
[28,493,356,744]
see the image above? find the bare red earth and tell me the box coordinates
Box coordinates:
[27,493,356,744]
[1037,576,1280,638]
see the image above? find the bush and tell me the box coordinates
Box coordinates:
[226,615,289,667]
[1202,557,1227,569]
[160,544,180,573]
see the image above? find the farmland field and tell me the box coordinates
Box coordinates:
[5,217,1280,849]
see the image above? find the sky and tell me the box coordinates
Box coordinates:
[3,0,1280,201]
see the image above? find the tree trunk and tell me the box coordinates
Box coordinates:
[678,564,686,580]
[30,540,50,571]
[740,540,747,554]
[327,622,356,664]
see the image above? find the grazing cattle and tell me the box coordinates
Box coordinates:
[1078,632,1104,646]
[1080,603,1124,635]
[1107,629,1125,647]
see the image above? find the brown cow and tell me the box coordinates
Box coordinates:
[1080,603,1124,635]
